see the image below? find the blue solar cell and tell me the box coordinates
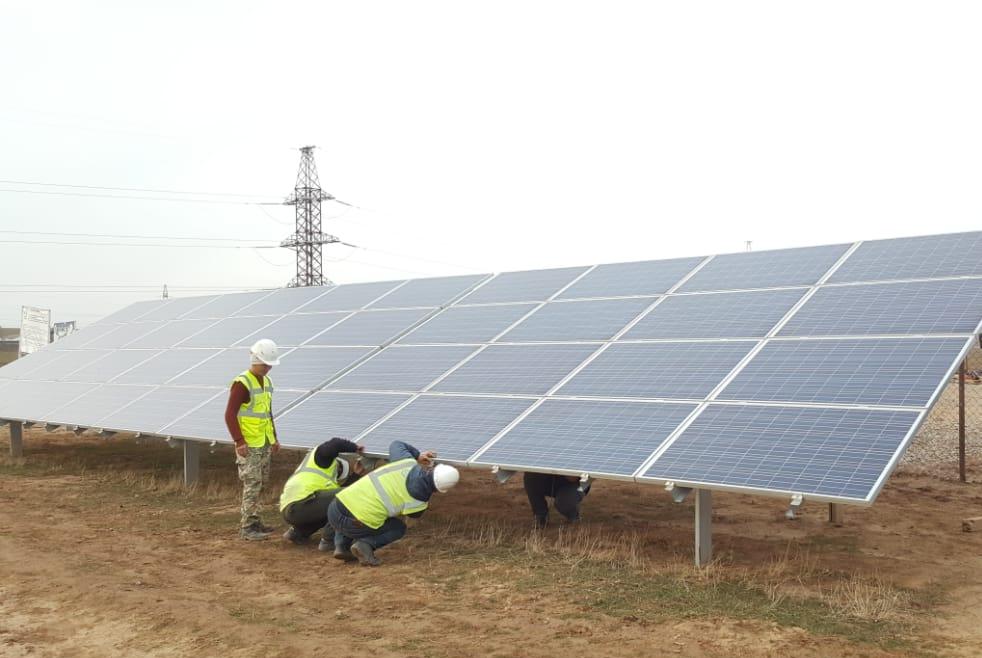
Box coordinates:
[273,346,374,390]
[397,304,537,344]
[299,281,405,313]
[360,395,535,462]
[235,312,349,347]
[780,279,982,336]
[679,244,849,292]
[99,386,221,433]
[368,274,489,309]
[161,390,306,441]
[558,257,705,299]
[328,345,478,391]
[641,404,920,500]
[308,308,433,346]
[720,337,967,406]
[460,266,590,304]
[624,289,806,340]
[473,399,697,476]
[432,344,597,395]
[274,392,411,448]
[557,342,755,400]
[499,297,653,342]
[830,232,982,284]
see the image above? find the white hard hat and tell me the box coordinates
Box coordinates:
[432,464,459,493]
[250,338,280,366]
[335,457,350,483]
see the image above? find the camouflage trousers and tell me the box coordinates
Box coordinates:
[237,444,272,529]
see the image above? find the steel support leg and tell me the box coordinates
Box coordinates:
[9,421,23,458]
[829,503,844,526]
[695,488,712,567]
[959,359,967,483]
[182,440,200,487]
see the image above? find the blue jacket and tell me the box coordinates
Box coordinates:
[388,440,437,505]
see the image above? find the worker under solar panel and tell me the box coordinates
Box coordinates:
[523,472,591,528]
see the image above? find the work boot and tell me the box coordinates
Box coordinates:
[240,523,272,541]
[256,521,276,534]
[283,527,309,545]
[317,537,334,552]
[533,515,548,529]
[351,540,381,566]
[333,547,357,562]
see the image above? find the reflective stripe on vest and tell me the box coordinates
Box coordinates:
[234,370,276,448]
[278,448,341,511]
[336,458,427,529]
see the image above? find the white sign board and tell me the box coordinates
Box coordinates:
[20,306,51,355]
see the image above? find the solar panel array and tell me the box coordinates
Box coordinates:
[3,231,982,505]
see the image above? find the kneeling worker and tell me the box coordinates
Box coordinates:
[524,472,591,528]
[328,440,459,566]
[280,437,365,551]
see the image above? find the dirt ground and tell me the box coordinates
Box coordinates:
[1,429,981,658]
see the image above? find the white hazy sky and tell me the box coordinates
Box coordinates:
[1,1,980,327]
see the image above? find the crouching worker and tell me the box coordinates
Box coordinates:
[280,437,365,551]
[328,440,459,566]
[524,472,591,528]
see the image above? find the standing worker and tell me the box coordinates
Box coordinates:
[224,339,281,541]
[280,437,365,551]
[327,440,459,566]
[523,472,591,528]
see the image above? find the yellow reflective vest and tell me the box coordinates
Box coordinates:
[234,370,277,448]
[279,448,342,511]
[336,458,428,529]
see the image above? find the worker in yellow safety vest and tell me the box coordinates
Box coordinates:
[280,437,366,551]
[327,440,459,566]
[223,338,281,541]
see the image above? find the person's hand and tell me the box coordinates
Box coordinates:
[417,450,437,467]
[235,443,249,458]
[271,441,280,455]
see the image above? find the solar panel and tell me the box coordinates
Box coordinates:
[299,280,404,313]
[46,384,156,428]
[234,312,349,347]
[308,308,433,346]
[62,350,159,384]
[161,390,306,441]
[460,266,589,304]
[499,297,653,342]
[0,348,69,379]
[84,322,165,349]
[397,303,537,344]
[177,315,279,348]
[474,399,697,477]
[26,350,110,382]
[640,404,920,500]
[181,290,274,319]
[236,285,332,315]
[273,346,374,390]
[0,380,92,421]
[45,323,121,350]
[124,318,218,349]
[327,345,478,392]
[780,279,982,336]
[679,244,849,293]
[98,386,221,433]
[558,257,705,299]
[432,344,597,395]
[274,392,411,448]
[138,295,218,322]
[94,299,169,324]
[624,289,806,340]
[368,274,489,309]
[113,349,220,386]
[830,231,982,284]
[177,349,251,387]
[557,342,755,400]
[720,337,967,407]
[359,395,536,462]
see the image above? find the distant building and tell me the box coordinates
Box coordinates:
[0,327,19,366]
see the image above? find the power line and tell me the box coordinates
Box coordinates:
[0,179,280,199]
[0,229,272,243]
[0,238,278,249]
[0,187,281,205]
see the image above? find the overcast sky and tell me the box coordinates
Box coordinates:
[1,1,980,327]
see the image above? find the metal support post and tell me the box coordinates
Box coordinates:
[182,440,200,487]
[9,421,23,458]
[959,359,967,483]
[829,503,844,526]
[694,488,712,567]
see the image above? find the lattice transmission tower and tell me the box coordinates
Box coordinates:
[280,146,343,287]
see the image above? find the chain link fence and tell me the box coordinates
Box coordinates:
[904,343,982,482]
